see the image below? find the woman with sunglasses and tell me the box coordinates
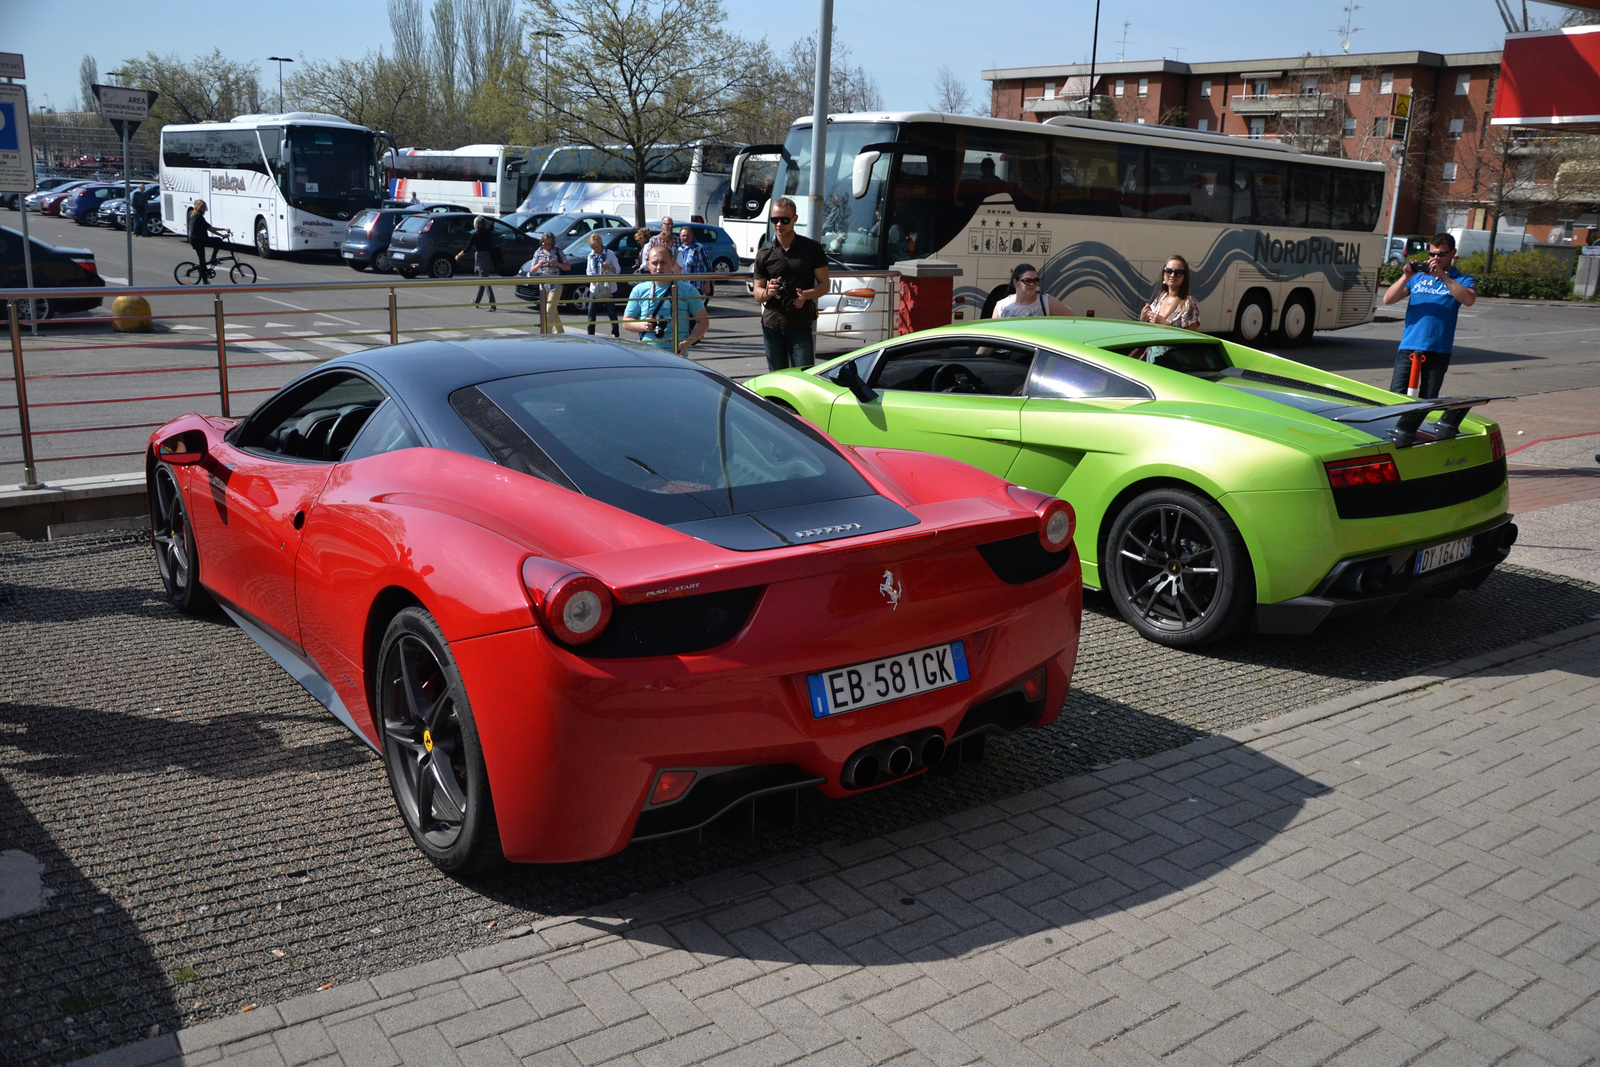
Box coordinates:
[1139,255,1201,329]
[990,263,1073,318]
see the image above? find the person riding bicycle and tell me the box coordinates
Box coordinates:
[187,200,228,276]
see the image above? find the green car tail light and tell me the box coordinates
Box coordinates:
[1489,430,1505,461]
[1324,455,1401,490]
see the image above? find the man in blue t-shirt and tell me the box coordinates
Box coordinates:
[1381,231,1477,398]
[623,244,709,355]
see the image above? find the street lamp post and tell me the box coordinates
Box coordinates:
[267,57,294,113]
[532,31,563,142]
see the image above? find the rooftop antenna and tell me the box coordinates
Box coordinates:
[1118,21,1133,62]
[1336,3,1361,53]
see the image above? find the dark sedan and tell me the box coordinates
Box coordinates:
[1,226,105,321]
[387,213,542,278]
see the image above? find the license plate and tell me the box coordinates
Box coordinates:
[807,642,969,719]
[1415,536,1472,575]
[341,251,353,258]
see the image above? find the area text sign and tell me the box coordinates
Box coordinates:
[0,83,35,193]
[92,84,153,122]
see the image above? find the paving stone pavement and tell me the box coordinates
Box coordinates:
[76,623,1600,1067]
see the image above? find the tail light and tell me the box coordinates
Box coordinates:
[1022,668,1047,702]
[649,770,697,805]
[1007,485,1075,553]
[521,558,613,645]
[1325,455,1400,489]
[72,258,97,274]
[1489,430,1505,461]
[420,219,433,232]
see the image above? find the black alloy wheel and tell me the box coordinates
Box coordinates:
[255,218,273,259]
[376,608,502,873]
[1105,488,1254,647]
[374,250,394,273]
[150,464,213,614]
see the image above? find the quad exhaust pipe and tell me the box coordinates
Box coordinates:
[841,729,947,790]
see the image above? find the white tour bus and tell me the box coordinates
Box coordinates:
[517,142,740,224]
[159,112,388,257]
[384,144,533,216]
[740,112,1387,346]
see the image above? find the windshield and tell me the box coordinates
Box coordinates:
[467,367,873,526]
[286,126,381,210]
[776,122,895,267]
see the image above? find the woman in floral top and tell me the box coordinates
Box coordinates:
[528,231,572,333]
[1139,254,1201,330]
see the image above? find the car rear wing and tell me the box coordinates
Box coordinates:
[1322,396,1509,446]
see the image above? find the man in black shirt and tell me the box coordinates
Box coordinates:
[129,184,148,237]
[752,196,830,372]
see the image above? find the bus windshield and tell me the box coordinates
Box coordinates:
[776,122,895,267]
[288,126,381,203]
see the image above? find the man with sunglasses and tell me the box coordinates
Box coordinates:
[753,197,830,372]
[1382,231,1476,398]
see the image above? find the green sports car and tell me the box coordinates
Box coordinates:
[747,318,1516,647]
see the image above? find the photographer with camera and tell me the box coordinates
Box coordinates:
[1382,232,1476,399]
[623,244,709,356]
[753,196,830,372]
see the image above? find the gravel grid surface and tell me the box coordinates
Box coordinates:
[2,532,1598,1065]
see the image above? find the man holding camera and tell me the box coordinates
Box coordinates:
[1382,231,1477,399]
[623,244,709,356]
[753,196,830,372]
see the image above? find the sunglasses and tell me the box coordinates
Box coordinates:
[1163,267,1186,276]
[1016,277,1040,285]
[771,215,796,224]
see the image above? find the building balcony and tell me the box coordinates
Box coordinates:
[1230,93,1339,118]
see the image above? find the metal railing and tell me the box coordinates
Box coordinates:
[2,269,903,489]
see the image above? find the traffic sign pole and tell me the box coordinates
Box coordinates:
[0,79,39,335]
[1383,93,1415,261]
[92,85,156,289]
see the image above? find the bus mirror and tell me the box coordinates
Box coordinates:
[852,151,881,199]
[730,154,745,192]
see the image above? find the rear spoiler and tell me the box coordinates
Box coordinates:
[1322,396,1510,446]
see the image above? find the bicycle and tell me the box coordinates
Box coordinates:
[175,233,257,285]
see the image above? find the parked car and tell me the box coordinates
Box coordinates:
[97,184,164,233]
[387,212,544,279]
[3,177,76,210]
[342,204,470,272]
[29,180,95,214]
[531,212,631,244]
[531,224,739,302]
[500,210,562,235]
[62,183,123,225]
[749,318,1516,648]
[143,339,1083,868]
[1,226,105,321]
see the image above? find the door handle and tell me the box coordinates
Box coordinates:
[293,510,305,530]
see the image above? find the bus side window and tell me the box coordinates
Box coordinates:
[1288,166,1332,228]
[1233,158,1289,226]
[1051,139,1145,217]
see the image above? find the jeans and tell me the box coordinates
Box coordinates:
[762,324,816,373]
[587,293,619,336]
[473,267,497,309]
[1389,350,1452,398]
[131,211,146,236]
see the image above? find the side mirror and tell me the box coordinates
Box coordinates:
[836,360,879,404]
[730,153,746,194]
[851,151,881,200]
[157,429,207,465]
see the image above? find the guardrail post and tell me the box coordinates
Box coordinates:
[671,275,682,355]
[388,288,398,344]
[213,293,231,418]
[9,299,43,489]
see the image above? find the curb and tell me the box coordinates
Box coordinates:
[0,473,146,541]
[70,616,1600,1067]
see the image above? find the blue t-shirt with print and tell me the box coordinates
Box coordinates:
[1399,268,1475,354]
[624,280,705,350]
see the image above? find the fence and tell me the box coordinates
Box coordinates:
[2,270,903,489]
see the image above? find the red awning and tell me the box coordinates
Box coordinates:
[1493,25,1600,128]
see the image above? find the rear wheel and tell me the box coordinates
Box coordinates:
[1234,291,1272,345]
[150,464,213,614]
[175,263,204,286]
[374,250,394,273]
[1276,292,1314,346]
[429,256,455,279]
[376,608,503,873]
[148,215,165,236]
[1105,488,1254,647]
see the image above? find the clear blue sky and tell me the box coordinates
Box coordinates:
[7,0,1568,120]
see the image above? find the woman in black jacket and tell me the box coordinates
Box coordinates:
[456,216,498,311]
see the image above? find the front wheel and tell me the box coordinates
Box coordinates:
[230,262,257,285]
[1104,488,1254,647]
[254,219,273,259]
[376,608,503,873]
[150,464,213,614]
[148,215,165,236]
[1234,292,1272,346]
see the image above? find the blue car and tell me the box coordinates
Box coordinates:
[560,223,740,293]
[61,183,123,226]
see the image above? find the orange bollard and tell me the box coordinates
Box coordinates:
[1406,351,1427,398]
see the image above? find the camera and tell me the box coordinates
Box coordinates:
[764,276,801,312]
[650,318,671,338]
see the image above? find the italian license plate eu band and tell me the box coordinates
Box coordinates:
[1415,536,1472,575]
[807,642,969,719]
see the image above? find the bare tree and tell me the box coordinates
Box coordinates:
[289,54,420,141]
[931,64,972,114]
[78,55,99,112]
[526,0,761,225]
[433,0,461,112]
[115,51,262,135]
[389,0,429,72]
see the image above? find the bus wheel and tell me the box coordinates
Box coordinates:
[255,219,273,259]
[1234,291,1272,346]
[1276,292,1315,346]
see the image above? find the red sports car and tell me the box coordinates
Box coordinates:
[147,338,1083,870]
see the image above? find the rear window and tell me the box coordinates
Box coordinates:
[1104,341,1233,374]
[351,210,378,227]
[395,215,428,233]
[454,367,873,525]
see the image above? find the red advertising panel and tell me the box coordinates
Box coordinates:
[1493,25,1600,128]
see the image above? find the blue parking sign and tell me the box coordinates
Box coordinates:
[0,102,18,152]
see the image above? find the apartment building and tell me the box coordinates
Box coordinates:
[983,50,1588,244]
